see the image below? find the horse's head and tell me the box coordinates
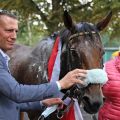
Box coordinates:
[60,10,112,114]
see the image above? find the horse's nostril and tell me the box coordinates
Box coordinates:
[82,96,91,109]
[82,96,101,114]
[93,102,101,109]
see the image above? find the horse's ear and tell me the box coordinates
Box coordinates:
[96,11,112,31]
[63,10,74,30]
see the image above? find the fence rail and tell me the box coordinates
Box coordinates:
[103,47,119,63]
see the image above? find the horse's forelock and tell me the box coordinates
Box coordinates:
[60,22,103,54]
[76,22,102,45]
[61,22,99,41]
[77,22,98,33]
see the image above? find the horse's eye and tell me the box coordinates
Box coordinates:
[70,48,75,51]
[102,50,105,56]
[70,48,78,56]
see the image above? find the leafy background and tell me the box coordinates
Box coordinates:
[0,0,120,47]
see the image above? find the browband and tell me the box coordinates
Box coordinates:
[69,31,96,41]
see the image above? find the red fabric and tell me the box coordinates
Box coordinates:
[61,105,75,120]
[48,36,60,81]
[98,55,120,120]
[47,36,76,120]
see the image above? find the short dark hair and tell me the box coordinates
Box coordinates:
[0,9,17,19]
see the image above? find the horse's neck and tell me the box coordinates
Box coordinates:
[28,38,55,81]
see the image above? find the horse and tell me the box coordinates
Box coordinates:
[7,10,112,120]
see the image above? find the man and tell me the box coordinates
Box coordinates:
[0,9,87,120]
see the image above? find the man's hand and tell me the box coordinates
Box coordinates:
[41,98,63,107]
[59,69,87,89]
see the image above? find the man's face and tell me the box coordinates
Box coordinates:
[0,15,18,52]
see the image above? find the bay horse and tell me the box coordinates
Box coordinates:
[7,10,112,120]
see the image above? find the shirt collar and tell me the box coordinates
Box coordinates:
[0,49,10,62]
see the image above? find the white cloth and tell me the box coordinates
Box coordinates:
[83,69,108,86]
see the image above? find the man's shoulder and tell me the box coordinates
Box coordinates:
[0,60,4,70]
[0,53,6,69]
[0,53,4,63]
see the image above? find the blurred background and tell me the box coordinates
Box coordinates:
[1,0,120,62]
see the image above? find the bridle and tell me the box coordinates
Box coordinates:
[57,31,104,119]
[56,32,93,119]
[66,31,98,70]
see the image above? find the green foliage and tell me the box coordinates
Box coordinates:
[17,15,48,46]
[101,33,120,47]
[0,0,120,46]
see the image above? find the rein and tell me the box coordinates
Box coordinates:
[57,84,85,119]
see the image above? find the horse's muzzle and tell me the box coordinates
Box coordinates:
[82,96,103,114]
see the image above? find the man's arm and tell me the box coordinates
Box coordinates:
[19,98,63,111]
[0,68,59,103]
[0,61,86,103]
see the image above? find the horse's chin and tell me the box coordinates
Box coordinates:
[82,96,102,114]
